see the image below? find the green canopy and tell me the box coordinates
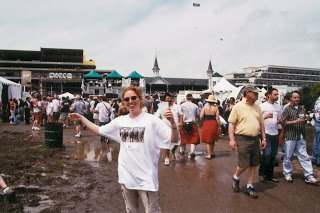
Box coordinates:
[84,70,102,79]
[127,71,144,79]
[106,70,124,79]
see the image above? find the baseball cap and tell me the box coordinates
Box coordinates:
[243,85,259,93]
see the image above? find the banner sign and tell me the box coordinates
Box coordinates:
[21,70,32,86]
[48,73,73,79]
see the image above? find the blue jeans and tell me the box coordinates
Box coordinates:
[283,138,313,178]
[259,134,279,178]
[312,125,320,165]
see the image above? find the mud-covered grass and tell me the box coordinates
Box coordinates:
[0,131,123,212]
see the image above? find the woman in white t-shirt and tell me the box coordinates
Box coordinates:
[69,86,179,212]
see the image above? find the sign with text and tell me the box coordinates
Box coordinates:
[48,73,73,79]
[21,70,32,86]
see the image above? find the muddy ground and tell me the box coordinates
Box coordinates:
[0,127,124,213]
[1,123,320,213]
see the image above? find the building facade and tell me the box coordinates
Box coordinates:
[0,48,99,95]
[225,65,320,87]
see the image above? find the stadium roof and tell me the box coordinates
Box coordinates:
[84,70,102,79]
[127,71,144,79]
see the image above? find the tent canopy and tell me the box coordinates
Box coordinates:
[0,76,20,86]
[58,92,75,99]
[228,85,244,100]
[213,77,236,93]
[84,70,102,79]
[127,71,144,79]
[0,76,22,102]
[106,70,124,79]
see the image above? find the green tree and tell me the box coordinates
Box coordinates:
[299,83,320,111]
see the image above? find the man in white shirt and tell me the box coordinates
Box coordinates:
[52,95,60,122]
[155,92,183,165]
[95,96,112,142]
[259,88,282,183]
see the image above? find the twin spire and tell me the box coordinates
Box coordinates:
[152,56,160,77]
[152,56,215,78]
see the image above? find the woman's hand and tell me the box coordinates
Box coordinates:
[69,113,83,121]
[164,109,174,124]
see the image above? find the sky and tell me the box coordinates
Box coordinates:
[1,0,320,79]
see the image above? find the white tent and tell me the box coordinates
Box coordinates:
[0,76,21,101]
[227,85,245,101]
[213,78,237,102]
[58,92,75,99]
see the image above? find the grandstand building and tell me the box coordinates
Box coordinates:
[0,48,100,94]
[225,65,320,87]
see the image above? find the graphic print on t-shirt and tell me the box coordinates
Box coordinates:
[120,127,145,143]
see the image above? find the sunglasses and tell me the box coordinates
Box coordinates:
[124,96,138,102]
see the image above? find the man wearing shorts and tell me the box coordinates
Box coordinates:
[228,85,266,198]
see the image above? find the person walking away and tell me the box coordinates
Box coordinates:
[11,99,19,125]
[91,97,100,125]
[200,95,220,159]
[180,94,200,160]
[18,98,25,122]
[40,96,48,126]
[52,95,60,122]
[24,97,31,124]
[69,86,178,212]
[258,88,282,183]
[70,95,85,138]
[31,94,41,131]
[46,97,54,123]
[82,97,91,122]
[155,92,183,165]
[228,85,267,198]
[223,97,235,135]
[60,96,71,127]
[95,96,112,143]
[152,94,160,114]
[281,91,319,184]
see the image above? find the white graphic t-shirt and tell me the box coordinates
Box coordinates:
[99,112,172,191]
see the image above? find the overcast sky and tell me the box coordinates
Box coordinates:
[1,0,319,79]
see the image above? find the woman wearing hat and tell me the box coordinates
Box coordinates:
[200,95,221,159]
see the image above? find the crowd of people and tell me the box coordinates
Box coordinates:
[1,84,320,211]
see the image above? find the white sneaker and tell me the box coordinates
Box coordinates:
[32,126,35,130]
[305,176,319,184]
[164,158,170,166]
[34,127,40,131]
[3,187,14,195]
[63,124,66,127]
[284,175,293,182]
[75,134,81,138]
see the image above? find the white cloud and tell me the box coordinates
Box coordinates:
[1,0,320,78]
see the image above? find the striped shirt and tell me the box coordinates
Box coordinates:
[282,104,306,140]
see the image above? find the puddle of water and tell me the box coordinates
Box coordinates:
[23,195,54,213]
[71,140,119,167]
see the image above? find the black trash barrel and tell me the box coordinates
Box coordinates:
[45,122,63,148]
